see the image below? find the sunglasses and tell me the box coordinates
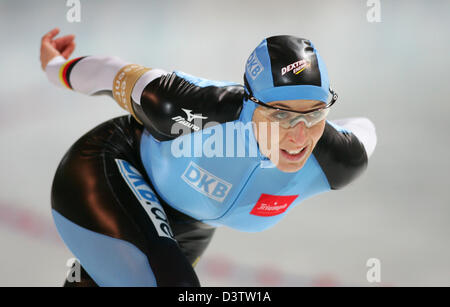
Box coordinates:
[245,88,338,129]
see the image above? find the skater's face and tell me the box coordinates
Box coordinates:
[252,99,326,173]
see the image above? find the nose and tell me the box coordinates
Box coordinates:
[286,121,308,145]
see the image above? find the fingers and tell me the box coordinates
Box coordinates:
[54,34,75,51]
[61,42,76,59]
[40,28,77,69]
[41,28,60,44]
[40,28,76,71]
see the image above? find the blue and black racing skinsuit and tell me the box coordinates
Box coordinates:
[46,55,376,287]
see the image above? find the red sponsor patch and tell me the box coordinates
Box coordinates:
[250,194,299,217]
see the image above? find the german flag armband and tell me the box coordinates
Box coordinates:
[112,64,151,124]
[58,57,86,90]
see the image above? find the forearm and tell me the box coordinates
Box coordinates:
[329,117,377,158]
[45,55,167,123]
[45,55,129,95]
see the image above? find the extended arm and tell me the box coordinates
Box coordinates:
[41,28,167,124]
[40,29,243,140]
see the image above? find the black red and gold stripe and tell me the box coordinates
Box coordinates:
[58,56,86,90]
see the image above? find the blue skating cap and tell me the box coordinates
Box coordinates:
[244,35,330,103]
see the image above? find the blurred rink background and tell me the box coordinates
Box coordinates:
[0,0,449,286]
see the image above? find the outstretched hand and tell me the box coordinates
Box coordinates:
[40,28,76,71]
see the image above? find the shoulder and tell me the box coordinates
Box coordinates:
[312,120,369,190]
[146,70,245,101]
[135,70,245,141]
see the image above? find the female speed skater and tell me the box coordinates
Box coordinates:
[40,27,376,286]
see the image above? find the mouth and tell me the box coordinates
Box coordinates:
[280,145,308,162]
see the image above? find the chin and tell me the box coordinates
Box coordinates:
[275,159,308,173]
